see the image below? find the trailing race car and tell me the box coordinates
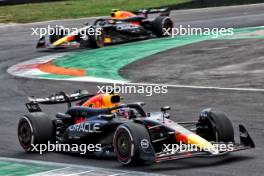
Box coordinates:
[18,90,255,165]
[36,8,174,49]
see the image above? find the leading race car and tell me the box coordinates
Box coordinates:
[18,90,255,165]
[36,8,174,49]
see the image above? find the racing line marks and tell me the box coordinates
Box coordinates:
[0,157,162,176]
[65,170,94,176]
[30,167,70,176]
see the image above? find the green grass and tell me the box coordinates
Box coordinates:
[0,0,190,23]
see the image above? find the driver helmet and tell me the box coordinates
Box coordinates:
[110,9,135,19]
[111,9,119,17]
[116,107,136,119]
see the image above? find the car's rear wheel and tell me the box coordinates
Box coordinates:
[18,112,54,151]
[152,16,173,37]
[196,109,234,142]
[113,122,151,165]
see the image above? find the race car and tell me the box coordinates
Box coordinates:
[18,90,255,165]
[36,8,174,49]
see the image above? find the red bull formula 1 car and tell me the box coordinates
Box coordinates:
[18,90,255,165]
[36,8,173,49]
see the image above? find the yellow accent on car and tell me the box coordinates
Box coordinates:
[104,37,112,43]
[102,93,120,107]
[52,36,69,46]
[187,133,217,154]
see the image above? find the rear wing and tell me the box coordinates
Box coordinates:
[134,8,170,17]
[25,90,93,112]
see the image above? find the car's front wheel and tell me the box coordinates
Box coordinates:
[196,109,234,142]
[113,122,151,165]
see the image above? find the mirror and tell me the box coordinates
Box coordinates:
[161,106,170,112]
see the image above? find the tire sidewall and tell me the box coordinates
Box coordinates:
[113,125,135,165]
[17,112,54,152]
[152,16,173,37]
[197,110,234,142]
[113,122,151,165]
[87,27,105,48]
[17,116,34,151]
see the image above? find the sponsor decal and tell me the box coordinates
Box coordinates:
[240,131,248,138]
[140,139,150,149]
[116,23,139,30]
[200,109,211,119]
[69,122,102,133]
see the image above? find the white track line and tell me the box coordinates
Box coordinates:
[28,167,71,176]
[126,82,264,92]
[108,173,127,176]
[0,157,165,176]
[65,170,94,176]
[49,77,264,92]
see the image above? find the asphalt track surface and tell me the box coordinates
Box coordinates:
[122,38,264,87]
[0,3,264,176]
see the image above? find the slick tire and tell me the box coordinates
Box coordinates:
[197,110,234,142]
[113,122,150,165]
[17,112,54,152]
[152,16,173,37]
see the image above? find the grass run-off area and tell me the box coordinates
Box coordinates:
[0,0,190,23]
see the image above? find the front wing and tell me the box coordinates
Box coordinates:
[36,36,81,49]
[149,125,255,163]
